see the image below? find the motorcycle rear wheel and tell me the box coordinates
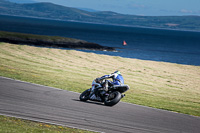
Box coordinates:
[104,91,121,106]
[79,89,90,101]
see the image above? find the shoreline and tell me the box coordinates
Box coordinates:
[0,31,116,52]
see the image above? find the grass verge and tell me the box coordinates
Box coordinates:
[0,115,94,133]
[0,42,200,117]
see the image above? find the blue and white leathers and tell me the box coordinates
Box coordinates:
[113,73,124,85]
[100,73,124,85]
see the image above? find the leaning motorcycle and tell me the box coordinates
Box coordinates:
[79,79,129,106]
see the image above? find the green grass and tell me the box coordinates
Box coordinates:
[0,30,83,43]
[0,42,200,117]
[0,115,93,133]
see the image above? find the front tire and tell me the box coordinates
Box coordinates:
[79,89,90,101]
[104,91,121,106]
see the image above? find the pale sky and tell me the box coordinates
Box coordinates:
[25,0,200,16]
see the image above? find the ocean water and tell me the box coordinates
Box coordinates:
[0,15,200,66]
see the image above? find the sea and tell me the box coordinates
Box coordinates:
[0,15,200,66]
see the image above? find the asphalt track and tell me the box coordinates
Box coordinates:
[0,77,200,133]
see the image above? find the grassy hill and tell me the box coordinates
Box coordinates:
[0,42,200,116]
[0,0,200,31]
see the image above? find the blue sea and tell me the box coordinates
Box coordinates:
[0,15,200,66]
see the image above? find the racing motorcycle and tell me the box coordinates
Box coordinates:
[79,79,129,106]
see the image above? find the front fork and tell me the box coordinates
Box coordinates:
[89,88,93,96]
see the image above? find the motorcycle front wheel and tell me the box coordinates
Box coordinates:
[104,91,121,106]
[79,89,90,101]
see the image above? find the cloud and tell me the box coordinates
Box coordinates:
[180,9,193,13]
[130,4,145,8]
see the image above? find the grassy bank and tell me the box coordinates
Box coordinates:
[0,42,200,117]
[0,115,93,133]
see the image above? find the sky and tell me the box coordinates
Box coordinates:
[17,0,200,16]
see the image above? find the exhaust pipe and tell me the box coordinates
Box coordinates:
[121,94,125,98]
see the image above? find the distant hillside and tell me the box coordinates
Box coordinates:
[7,0,36,3]
[0,0,200,31]
[78,8,98,12]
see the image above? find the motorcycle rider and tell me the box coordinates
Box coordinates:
[90,71,124,101]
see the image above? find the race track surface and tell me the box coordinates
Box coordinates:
[0,77,200,133]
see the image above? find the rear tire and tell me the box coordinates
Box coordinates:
[104,91,121,106]
[79,89,90,101]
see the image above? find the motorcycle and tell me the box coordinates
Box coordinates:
[79,79,129,106]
